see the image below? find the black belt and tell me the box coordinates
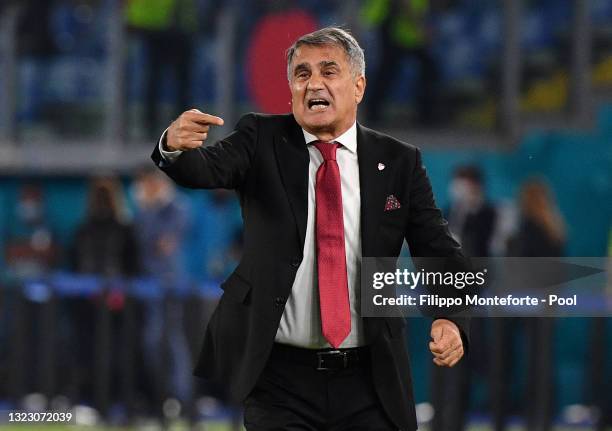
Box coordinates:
[271,343,370,371]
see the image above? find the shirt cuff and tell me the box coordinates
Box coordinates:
[158,128,182,163]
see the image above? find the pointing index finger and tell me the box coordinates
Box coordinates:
[191,112,225,127]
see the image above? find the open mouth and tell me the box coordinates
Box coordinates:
[307,98,330,111]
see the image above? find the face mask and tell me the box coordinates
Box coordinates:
[449,179,471,204]
[132,182,151,208]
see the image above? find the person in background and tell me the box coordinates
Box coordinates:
[509,180,564,257]
[5,184,58,278]
[3,183,58,406]
[447,165,498,257]
[493,178,565,431]
[431,165,498,431]
[362,0,439,126]
[125,0,199,139]
[133,166,193,417]
[65,176,140,409]
[73,176,139,277]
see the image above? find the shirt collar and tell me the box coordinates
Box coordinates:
[302,122,357,153]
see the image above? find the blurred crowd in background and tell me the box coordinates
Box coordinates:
[0,0,610,140]
[0,0,612,430]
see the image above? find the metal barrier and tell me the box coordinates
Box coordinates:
[2,273,223,421]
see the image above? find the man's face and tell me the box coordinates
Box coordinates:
[449,177,482,206]
[135,174,163,206]
[289,44,365,139]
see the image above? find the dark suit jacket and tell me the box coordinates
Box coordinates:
[447,203,497,257]
[152,113,470,431]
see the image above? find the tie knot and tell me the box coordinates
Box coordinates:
[313,141,339,161]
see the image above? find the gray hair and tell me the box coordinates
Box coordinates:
[286,27,365,81]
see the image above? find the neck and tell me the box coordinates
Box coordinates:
[302,114,357,142]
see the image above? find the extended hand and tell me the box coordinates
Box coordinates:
[429,319,464,367]
[166,109,225,151]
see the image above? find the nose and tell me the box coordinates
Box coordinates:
[306,72,324,91]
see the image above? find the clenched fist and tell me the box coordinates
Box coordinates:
[165,109,225,152]
[429,319,464,367]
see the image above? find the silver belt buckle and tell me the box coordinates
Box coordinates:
[316,350,348,370]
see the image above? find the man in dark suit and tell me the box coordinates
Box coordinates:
[152,27,469,431]
[431,165,497,431]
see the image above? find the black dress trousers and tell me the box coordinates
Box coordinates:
[243,343,399,431]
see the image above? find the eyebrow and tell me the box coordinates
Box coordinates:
[293,60,341,75]
[293,63,311,75]
[319,60,340,69]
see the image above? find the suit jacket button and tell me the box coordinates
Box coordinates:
[290,258,301,268]
[274,297,285,307]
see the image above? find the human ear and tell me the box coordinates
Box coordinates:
[355,75,366,104]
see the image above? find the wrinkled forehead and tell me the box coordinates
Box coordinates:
[290,43,350,70]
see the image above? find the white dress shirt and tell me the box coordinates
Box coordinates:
[159,122,365,349]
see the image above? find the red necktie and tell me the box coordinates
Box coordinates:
[313,141,351,348]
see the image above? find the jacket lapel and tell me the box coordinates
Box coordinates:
[274,116,310,247]
[357,124,391,257]
[357,124,396,342]
[273,119,392,257]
